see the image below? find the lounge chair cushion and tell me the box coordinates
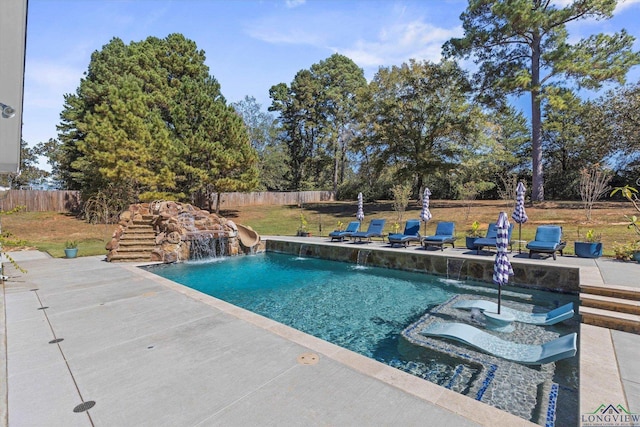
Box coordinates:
[422,221,456,250]
[351,219,386,242]
[526,225,566,259]
[329,221,360,241]
[526,226,562,251]
[388,219,421,247]
[475,223,513,252]
[423,235,453,243]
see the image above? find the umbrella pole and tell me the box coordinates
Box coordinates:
[498,285,502,314]
[518,223,522,254]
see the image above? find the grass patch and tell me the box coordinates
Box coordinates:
[2,200,637,258]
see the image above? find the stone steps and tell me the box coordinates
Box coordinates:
[107,252,153,263]
[580,284,640,334]
[119,235,156,243]
[579,306,640,334]
[580,294,640,315]
[580,284,640,301]
[110,218,157,263]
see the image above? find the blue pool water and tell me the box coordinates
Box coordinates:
[148,253,454,361]
[145,252,578,424]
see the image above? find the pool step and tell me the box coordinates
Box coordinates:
[580,284,640,301]
[580,284,640,334]
[580,294,640,315]
[579,306,640,334]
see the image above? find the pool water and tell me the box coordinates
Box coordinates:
[145,252,578,424]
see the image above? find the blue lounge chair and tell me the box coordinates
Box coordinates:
[351,219,386,243]
[453,299,575,325]
[474,222,513,254]
[328,221,360,242]
[526,225,566,260]
[421,221,456,251]
[420,322,577,365]
[388,219,421,247]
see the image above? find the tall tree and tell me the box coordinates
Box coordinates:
[444,0,640,201]
[269,54,366,191]
[269,70,322,190]
[542,90,613,198]
[602,82,640,177]
[0,140,49,189]
[232,96,289,190]
[357,60,476,196]
[310,54,367,193]
[57,34,258,204]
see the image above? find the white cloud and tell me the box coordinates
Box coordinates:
[247,25,325,45]
[285,0,306,8]
[24,60,84,108]
[615,0,640,12]
[340,21,463,69]
[548,0,640,14]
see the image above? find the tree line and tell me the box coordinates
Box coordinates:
[9,0,640,208]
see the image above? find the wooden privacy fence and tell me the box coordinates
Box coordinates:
[0,190,81,213]
[211,191,335,208]
[0,190,334,213]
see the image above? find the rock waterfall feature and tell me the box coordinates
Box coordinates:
[106,201,261,263]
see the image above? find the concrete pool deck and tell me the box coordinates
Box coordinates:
[1,240,639,426]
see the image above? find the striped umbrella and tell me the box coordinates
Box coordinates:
[419,187,432,236]
[493,211,514,314]
[511,181,528,253]
[356,192,364,222]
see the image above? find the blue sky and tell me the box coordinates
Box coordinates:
[23,0,640,150]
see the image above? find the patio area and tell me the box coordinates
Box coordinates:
[1,239,638,426]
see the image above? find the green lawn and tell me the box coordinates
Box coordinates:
[2,199,638,258]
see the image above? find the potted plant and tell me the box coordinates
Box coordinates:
[296,213,310,237]
[612,241,640,262]
[465,221,482,250]
[611,185,640,261]
[574,229,602,258]
[624,215,640,262]
[64,240,79,258]
[392,222,401,234]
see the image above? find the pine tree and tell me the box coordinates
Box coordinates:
[444,0,640,201]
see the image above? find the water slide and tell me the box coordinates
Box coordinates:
[236,223,260,248]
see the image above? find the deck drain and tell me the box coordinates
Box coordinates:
[73,401,96,413]
[37,306,49,310]
[49,338,64,344]
[297,353,319,365]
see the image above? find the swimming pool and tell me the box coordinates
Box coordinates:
[145,252,579,425]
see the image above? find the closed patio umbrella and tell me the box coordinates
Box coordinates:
[511,181,528,253]
[493,212,514,314]
[420,187,432,236]
[356,192,364,222]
